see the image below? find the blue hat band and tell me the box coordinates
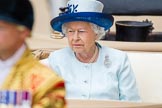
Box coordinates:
[51,12,114,32]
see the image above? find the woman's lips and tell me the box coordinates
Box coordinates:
[72,44,83,47]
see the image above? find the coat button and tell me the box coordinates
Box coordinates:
[83,80,88,83]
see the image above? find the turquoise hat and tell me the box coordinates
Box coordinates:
[51,0,114,32]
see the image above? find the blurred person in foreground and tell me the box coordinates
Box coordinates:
[0,0,66,107]
[42,0,140,102]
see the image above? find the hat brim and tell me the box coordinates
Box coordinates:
[51,12,114,32]
[0,16,21,25]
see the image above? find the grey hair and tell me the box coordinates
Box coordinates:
[62,24,67,36]
[62,22,106,39]
[89,23,106,39]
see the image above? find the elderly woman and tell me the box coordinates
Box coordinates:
[42,0,140,102]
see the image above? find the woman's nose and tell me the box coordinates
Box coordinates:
[73,31,80,40]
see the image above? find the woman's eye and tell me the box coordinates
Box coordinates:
[78,30,86,33]
[68,30,74,32]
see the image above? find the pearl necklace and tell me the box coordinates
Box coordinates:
[88,46,98,63]
[75,46,99,63]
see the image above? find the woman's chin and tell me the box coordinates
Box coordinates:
[72,48,83,53]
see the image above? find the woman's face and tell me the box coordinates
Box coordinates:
[65,21,97,54]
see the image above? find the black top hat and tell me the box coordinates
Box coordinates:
[0,0,34,30]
